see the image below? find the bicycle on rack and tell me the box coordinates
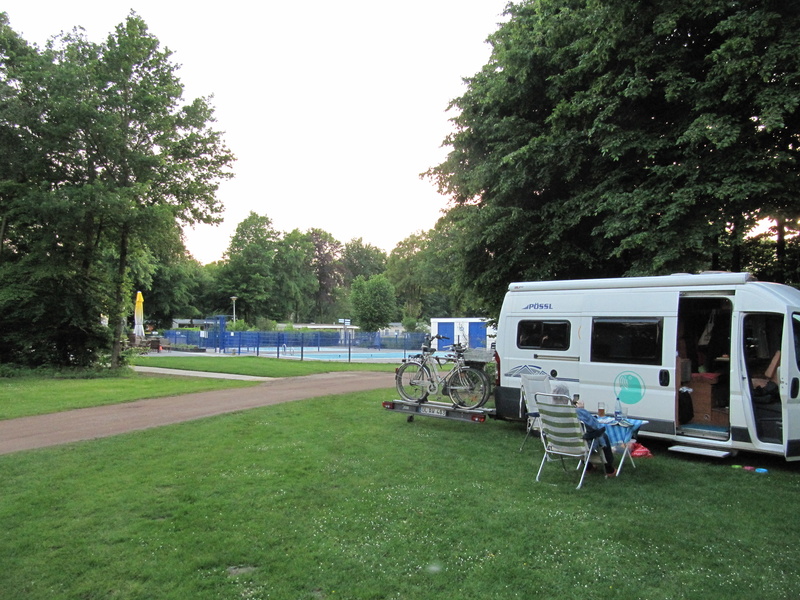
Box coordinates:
[395,334,491,410]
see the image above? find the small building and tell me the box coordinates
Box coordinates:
[171,318,218,331]
[430,318,495,350]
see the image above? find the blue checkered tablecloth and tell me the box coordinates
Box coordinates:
[596,417,647,450]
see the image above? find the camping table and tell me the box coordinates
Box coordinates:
[596,417,648,476]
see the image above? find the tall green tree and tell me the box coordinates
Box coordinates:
[218,212,280,322]
[0,13,234,366]
[385,233,428,323]
[97,14,235,365]
[350,274,397,332]
[272,229,317,322]
[138,246,208,330]
[307,228,342,322]
[341,238,387,287]
[429,0,800,315]
[193,260,227,317]
[0,16,113,366]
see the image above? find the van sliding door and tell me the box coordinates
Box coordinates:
[582,309,678,430]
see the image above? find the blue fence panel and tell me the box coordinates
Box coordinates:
[162,329,432,359]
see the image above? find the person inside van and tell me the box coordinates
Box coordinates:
[551,383,617,477]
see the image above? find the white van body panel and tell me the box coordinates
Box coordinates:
[495,273,800,460]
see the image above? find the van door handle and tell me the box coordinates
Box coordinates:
[792,378,799,399]
[659,370,670,387]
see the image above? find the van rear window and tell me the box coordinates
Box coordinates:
[517,320,570,350]
[591,318,663,365]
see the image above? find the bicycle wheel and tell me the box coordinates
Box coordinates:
[449,366,490,409]
[396,361,432,402]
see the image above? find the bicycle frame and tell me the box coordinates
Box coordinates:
[413,351,461,396]
[395,333,490,410]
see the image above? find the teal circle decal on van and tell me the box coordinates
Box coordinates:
[614,372,645,404]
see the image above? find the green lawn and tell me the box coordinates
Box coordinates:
[2,388,800,599]
[0,357,394,419]
[0,373,260,420]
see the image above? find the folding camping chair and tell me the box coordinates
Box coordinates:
[534,392,608,489]
[518,374,552,451]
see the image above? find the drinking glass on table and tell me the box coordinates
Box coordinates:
[597,402,606,417]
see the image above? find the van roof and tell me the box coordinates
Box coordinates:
[507,272,755,292]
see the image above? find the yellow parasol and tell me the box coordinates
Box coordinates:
[134,291,145,338]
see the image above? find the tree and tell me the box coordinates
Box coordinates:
[193,260,226,317]
[97,15,234,365]
[218,212,280,322]
[140,251,208,330]
[350,274,397,332]
[307,228,342,322]
[0,16,114,366]
[0,13,234,367]
[423,212,488,317]
[341,238,387,287]
[215,216,322,323]
[272,229,317,322]
[428,0,800,315]
[385,232,428,322]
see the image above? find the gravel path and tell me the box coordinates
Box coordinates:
[0,371,395,455]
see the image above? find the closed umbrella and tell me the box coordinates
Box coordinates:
[134,291,145,338]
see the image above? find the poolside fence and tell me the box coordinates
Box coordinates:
[160,329,432,360]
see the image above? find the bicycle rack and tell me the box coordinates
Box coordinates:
[381,399,496,423]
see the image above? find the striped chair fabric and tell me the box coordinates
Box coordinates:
[534,392,602,489]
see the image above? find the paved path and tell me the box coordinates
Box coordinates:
[132,366,274,380]
[0,371,395,455]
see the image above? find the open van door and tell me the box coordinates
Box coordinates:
[784,312,800,460]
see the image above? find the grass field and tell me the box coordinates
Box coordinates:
[2,386,800,599]
[0,373,260,420]
[0,357,394,419]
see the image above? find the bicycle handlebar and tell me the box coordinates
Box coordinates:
[421,334,468,358]
[426,334,450,342]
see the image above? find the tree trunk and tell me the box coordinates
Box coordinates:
[0,214,6,257]
[775,217,786,284]
[728,220,742,273]
[110,225,130,368]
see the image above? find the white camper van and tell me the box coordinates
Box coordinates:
[493,272,800,460]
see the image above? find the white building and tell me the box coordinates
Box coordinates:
[430,318,495,350]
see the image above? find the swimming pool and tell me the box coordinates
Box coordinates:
[277,349,411,362]
[218,346,415,362]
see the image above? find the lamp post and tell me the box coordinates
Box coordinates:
[230,296,238,324]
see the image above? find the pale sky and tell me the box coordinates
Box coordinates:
[3,1,509,263]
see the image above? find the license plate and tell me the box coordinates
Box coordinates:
[419,406,447,417]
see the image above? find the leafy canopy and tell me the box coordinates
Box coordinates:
[428,0,800,314]
[0,12,234,367]
[350,274,397,333]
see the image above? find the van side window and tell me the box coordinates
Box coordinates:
[743,313,784,378]
[517,321,570,350]
[793,314,800,370]
[591,318,663,365]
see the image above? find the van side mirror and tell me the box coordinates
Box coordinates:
[659,370,670,387]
